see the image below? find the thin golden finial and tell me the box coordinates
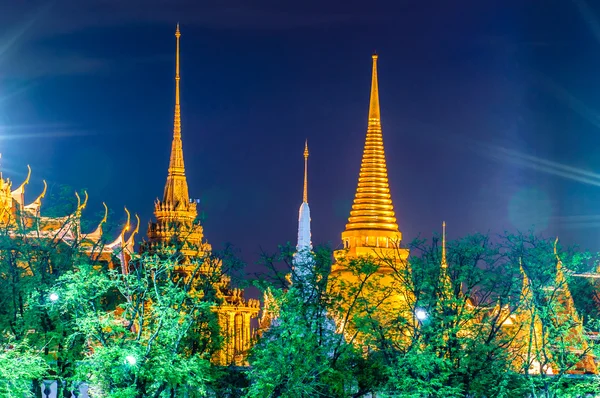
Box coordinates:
[303,140,309,203]
[174,23,181,139]
[73,190,89,219]
[441,221,447,268]
[368,52,380,124]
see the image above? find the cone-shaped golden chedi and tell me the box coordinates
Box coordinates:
[329,54,413,347]
[146,24,211,265]
[334,54,408,264]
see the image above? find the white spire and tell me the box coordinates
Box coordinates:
[296,140,312,252]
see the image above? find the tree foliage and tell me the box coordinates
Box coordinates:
[47,247,233,398]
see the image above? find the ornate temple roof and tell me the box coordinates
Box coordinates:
[0,161,138,270]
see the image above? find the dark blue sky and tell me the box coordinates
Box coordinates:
[3,0,600,264]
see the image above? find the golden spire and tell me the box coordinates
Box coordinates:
[303,140,309,203]
[163,23,189,206]
[174,23,181,140]
[368,53,380,124]
[441,221,447,268]
[344,53,398,233]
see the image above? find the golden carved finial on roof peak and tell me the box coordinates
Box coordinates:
[124,207,131,233]
[100,202,108,224]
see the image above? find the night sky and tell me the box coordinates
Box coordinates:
[3,0,600,268]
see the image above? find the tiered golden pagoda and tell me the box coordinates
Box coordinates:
[143,25,259,366]
[329,54,413,344]
[332,54,408,266]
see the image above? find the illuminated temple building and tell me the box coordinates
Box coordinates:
[3,25,600,376]
[142,25,259,366]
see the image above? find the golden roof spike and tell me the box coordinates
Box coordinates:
[132,214,140,235]
[24,165,31,185]
[123,207,131,234]
[441,221,447,268]
[100,202,108,224]
[12,165,32,195]
[368,52,380,124]
[86,202,109,242]
[35,180,47,203]
[343,53,398,235]
[80,191,89,211]
[125,214,141,252]
[303,140,309,203]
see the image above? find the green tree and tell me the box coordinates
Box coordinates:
[506,234,600,398]
[246,246,381,398]
[0,188,103,395]
[48,247,232,398]
[367,232,600,397]
[0,341,49,398]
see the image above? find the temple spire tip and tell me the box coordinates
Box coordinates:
[368,52,380,123]
[303,140,309,203]
[441,221,447,267]
[163,24,189,205]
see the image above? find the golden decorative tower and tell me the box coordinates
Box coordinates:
[146,24,211,266]
[144,26,259,366]
[328,54,413,345]
[333,53,408,265]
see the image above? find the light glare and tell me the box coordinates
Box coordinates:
[415,309,427,321]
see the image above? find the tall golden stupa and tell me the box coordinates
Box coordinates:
[143,25,259,366]
[329,54,413,343]
[332,54,408,265]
